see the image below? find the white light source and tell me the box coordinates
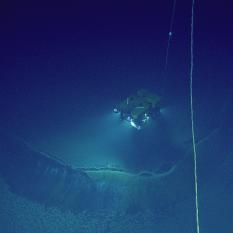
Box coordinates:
[130,120,141,130]
[113,108,118,113]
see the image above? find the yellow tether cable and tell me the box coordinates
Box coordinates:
[189,0,200,233]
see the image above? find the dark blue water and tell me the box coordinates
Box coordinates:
[0,1,232,232]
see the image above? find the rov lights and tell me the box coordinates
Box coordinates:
[113,89,161,130]
[130,119,141,130]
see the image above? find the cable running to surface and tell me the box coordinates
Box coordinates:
[162,0,177,96]
[164,0,176,73]
[190,0,200,233]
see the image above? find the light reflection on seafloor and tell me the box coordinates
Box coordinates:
[23,102,190,174]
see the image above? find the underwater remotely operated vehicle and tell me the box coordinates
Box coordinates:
[114,89,161,129]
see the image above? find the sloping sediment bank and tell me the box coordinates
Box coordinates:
[0,120,232,215]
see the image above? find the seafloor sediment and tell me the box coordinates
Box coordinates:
[0,151,232,233]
